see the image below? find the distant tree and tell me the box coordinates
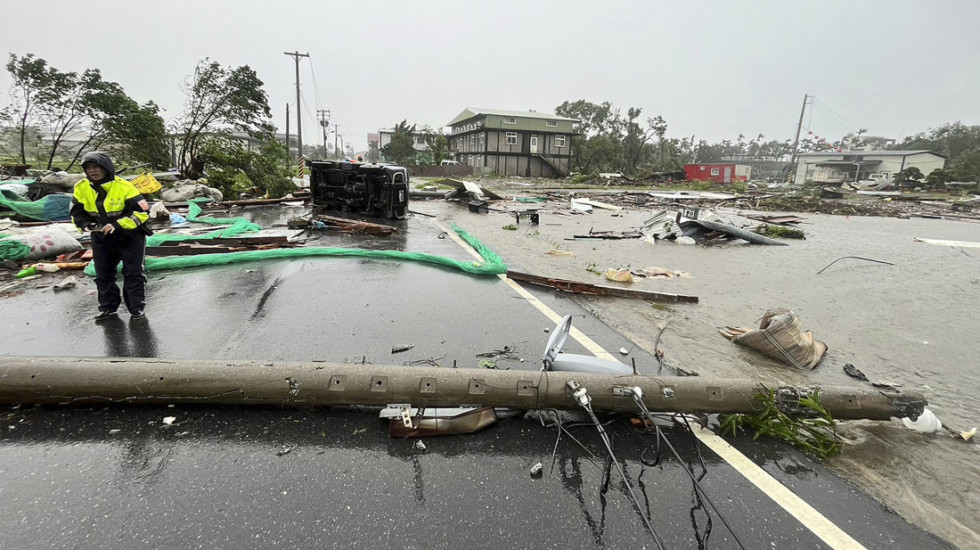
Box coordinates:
[924,168,955,188]
[422,127,449,165]
[648,115,669,168]
[366,140,380,163]
[3,54,169,170]
[894,167,924,184]
[556,99,622,173]
[103,100,170,170]
[199,125,293,198]
[894,122,980,183]
[621,107,655,173]
[3,53,61,164]
[381,120,417,166]
[173,59,273,179]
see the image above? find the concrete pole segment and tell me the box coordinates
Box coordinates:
[0,356,924,420]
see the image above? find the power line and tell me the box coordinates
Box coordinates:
[812,98,861,133]
[306,57,323,113]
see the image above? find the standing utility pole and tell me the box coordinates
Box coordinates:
[789,94,810,168]
[317,109,330,158]
[284,51,309,161]
[284,103,290,160]
[333,125,341,159]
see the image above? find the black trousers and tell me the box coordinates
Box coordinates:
[91,230,146,314]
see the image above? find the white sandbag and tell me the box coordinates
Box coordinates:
[2,223,83,260]
[160,182,223,203]
[0,183,30,197]
[40,171,85,190]
[719,309,828,370]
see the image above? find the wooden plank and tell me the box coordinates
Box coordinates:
[506,270,699,304]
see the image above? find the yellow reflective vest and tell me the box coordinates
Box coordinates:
[72,177,149,231]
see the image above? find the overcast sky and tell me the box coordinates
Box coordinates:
[3,0,978,153]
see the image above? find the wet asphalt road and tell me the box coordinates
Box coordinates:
[0,206,954,549]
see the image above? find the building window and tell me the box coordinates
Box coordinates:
[415,136,426,145]
[506,132,518,145]
[555,136,566,148]
[546,121,558,127]
[710,168,720,176]
[503,118,516,124]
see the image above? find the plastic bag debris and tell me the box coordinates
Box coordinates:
[53,276,77,292]
[902,408,942,433]
[604,268,633,283]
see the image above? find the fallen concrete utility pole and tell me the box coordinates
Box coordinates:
[507,270,699,304]
[0,356,924,420]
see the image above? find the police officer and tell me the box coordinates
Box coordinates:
[70,152,152,322]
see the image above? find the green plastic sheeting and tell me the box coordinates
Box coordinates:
[84,219,506,277]
[0,190,71,221]
[0,234,31,261]
[146,198,262,247]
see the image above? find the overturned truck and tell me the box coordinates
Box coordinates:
[309,160,409,219]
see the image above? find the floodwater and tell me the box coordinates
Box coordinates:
[418,197,980,548]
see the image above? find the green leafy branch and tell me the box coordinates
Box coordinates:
[719,386,842,459]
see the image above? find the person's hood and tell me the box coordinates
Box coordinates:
[80,151,115,182]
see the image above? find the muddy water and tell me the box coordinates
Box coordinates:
[418,199,980,548]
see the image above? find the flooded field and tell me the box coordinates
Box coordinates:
[420,197,980,548]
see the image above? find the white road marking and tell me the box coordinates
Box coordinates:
[440,219,867,549]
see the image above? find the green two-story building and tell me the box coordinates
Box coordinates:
[446,108,577,178]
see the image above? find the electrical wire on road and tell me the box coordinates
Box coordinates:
[568,380,668,550]
[630,388,748,550]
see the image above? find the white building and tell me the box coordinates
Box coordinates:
[795,150,946,185]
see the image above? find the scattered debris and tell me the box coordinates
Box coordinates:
[276,446,294,456]
[746,214,807,226]
[570,198,622,211]
[641,210,683,240]
[162,416,176,426]
[507,270,699,303]
[816,256,895,274]
[547,249,574,257]
[842,363,900,390]
[529,462,543,478]
[604,268,633,283]
[631,267,693,279]
[843,363,870,382]
[682,218,788,246]
[52,276,77,292]
[761,225,806,239]
[902,408,943,433]
[720,309,827,370]
[913,237,980,248]
[299,214,398,236]
[468,200,489,214]
[391,344,414,354]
